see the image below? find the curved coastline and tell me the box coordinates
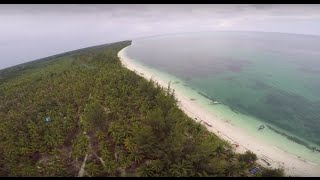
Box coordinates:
[118,45,320,177]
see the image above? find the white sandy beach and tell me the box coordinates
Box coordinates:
[118,46,320,177]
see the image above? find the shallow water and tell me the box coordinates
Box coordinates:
[126,31,320,164]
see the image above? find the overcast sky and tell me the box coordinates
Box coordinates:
[1,4,320,70]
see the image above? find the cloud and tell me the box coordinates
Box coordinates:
[250,4,274,10]
[1,4,320,69]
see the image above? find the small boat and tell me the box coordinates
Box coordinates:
[311,147,320,152]
[204,122,213,127]
[258,125,265,130]
[209,101,221,105]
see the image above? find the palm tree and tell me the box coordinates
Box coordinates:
[129,149,144,164]
[225,151,236,162]
[261,168,284,177]
[103,160,117,175]
[238,151,257,164]
[95,130,105,142]
[149,159,163,175]
[108,123,121,145]
[118,156,132,170]
[214,145,227,159]
[224,162,241,177]
[137,165,153,177]
[169,160,192,177]
[124,138,136,153]
[237,162,249,177]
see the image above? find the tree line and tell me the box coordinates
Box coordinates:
[0,41,284,177]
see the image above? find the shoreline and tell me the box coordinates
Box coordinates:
[118,45,320,177]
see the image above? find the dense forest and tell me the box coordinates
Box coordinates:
[0,41,284,177]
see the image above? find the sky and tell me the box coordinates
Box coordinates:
[1,4,320,70]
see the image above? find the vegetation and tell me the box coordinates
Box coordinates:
[0,41,283,176]
[260,168,285,177]
[238,151,257,164]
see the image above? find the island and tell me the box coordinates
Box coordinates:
[0,41,284,177]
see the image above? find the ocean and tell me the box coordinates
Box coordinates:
[125,31,320,164]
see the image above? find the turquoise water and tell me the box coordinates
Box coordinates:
[126,31,320,164]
